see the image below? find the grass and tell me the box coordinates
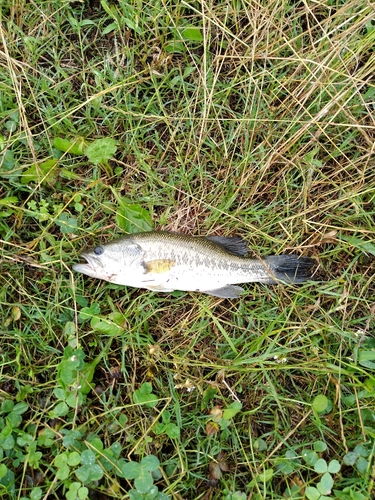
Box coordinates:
[1,0,375,498]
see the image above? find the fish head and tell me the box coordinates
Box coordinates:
[73,237,144,284]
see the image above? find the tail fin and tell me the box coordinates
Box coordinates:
[261,255,314,284]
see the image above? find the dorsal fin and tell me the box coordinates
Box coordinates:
[205,236,249,256]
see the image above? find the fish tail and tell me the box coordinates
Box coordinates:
[261,255,314,284]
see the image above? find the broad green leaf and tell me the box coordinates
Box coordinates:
[154,422,166,435]
[0,426,13,438]
[119,461,140,479]
[256,468,274,483]
[90,316,124,335]
[56,463,70,481]
[339,234,375,256]
[88,464,104,482]
[302,450,318,466]
[87,436,103,451]
[111,442,122,458]
[354,444,370,457]
[223,401,242,420]
[16,433,33,446]
[328,459,341,473]
[133,383,158,408]
[6,413,22,428]
[141,455,159,472]
[65,391,84,408]
[128,490,144,500]
[0,149,19,180]
[61,429,83,448]
[79,303,101,322]
[75,465,89,483]
[78,486,89,500]
[134,468,154,493]
[21,158,58,185]
[0,464,8,479]
[180,27,203,41]
[165,423,180,439]
[314,440,327,452]
[0,434,15,450]
[116,201,153,233]
[139,382,152,394]
[80,449,96,467]
[12,402,29,415]
[55,452,68,466]
[85,138,117,165]
[1,400,14,413]
[29,450,42,468]
[317,472,333,495]
[55,214,78,234]
[68,452,81,467]
[0,196,18,205]
[75,463,103,483]
[312,394,328,413]
[53,137,85,155]
[109,311,127,325]
[53,402,69,417]
[359,350,375,369]
[314,458,328,473]
[305,486,321,500]
[37,428,55,447]
[201,386,217,410]
[161,410,171,423]
[67,482,80,499]
[231,493,247,500]
[355,456,369,474]
[164,40,185,54]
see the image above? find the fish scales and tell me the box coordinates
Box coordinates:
[73,231,314,298]
[133,234,265,282]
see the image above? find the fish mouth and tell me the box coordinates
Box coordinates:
[72,253,101,277]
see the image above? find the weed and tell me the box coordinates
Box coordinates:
[1,0,375,498]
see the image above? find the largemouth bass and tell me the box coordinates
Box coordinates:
[73,231,314,298]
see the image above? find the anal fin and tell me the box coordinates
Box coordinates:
[201,285,244,298]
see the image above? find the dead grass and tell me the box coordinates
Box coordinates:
[1,0,375,498]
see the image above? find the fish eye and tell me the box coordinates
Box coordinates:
[94,246,104,256]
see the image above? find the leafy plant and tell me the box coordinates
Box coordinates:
[118,455,169,499]
[1,0,375,498]
[110,189,153,233]
[0,401,31,496]
[312,394,333,415]
[301,442,341,500]
[154,410,180,440]
[133,383,158,408]
[343,444,371,475]
[21,158,59,185]
[84,138,117,166]
[53,136,86,155]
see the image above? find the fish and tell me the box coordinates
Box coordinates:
[73,231,314,298]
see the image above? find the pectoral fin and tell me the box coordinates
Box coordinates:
[144,259,176,274]
[202,285,244,298]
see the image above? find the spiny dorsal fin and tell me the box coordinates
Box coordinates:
[205,236,249,256]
